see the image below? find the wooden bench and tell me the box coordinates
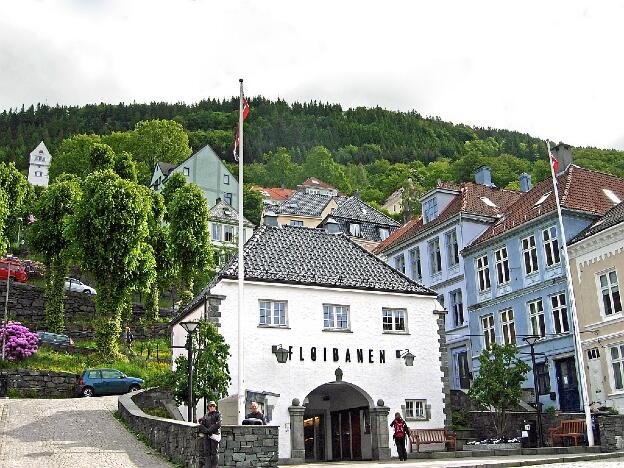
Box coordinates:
[548,419,586,446]
[409,429,457,452]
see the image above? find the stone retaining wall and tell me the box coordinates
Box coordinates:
[0,368,79,398]
[595,414,624,451]
[118,390,279,467]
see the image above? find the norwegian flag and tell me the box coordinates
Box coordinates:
[233,97,250,161]
[549,149,559,174]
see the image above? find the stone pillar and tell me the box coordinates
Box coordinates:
[203,294,225,327]
[434,309,452,428]
[370,400,391,460]
[288,399,306,463]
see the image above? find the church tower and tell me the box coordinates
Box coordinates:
[27,141,52,187]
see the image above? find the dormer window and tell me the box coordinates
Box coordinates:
[349,223,361,237]
[379,227,390,241]
[423,198,438,223]
[534,192,552,207]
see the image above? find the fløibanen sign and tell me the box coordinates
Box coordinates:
[279,346,388,364]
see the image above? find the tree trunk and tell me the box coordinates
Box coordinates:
[94,282,125,358]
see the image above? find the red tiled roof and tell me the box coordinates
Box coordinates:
[301,177,336,190]
[374,182,521,254]
[467,165,624,249]
[252,186,295,201]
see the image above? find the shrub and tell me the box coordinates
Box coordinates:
[0,321,39,361]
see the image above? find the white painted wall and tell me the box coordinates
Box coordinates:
[172,279,445,460]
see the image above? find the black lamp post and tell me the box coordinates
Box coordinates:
[396,349,415,366]
[180,321,199,422]
[272,344,289,363]
[523,335,544,447]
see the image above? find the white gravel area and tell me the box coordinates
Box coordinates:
[0,395,172,467]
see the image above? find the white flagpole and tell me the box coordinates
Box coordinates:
[547,141,594,446]
[237,79,246,424]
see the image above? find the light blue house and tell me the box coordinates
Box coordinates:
[375,168,521,390]
[463,161,624,411]
[150,144,238,208]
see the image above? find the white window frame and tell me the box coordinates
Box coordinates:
[476,255,491,292]
[423,198,438,223]
[521,235,539,276]
[289,220,304,227]
[224,225,235,242]
[409,247,422,280]
[34,170,43,177]
[323,304,350,330]
[542,226,561,267]
[259,300,287,327]
[349,223,361,237]
[382,308,407,333]
[449,289,464,327]
[211,223,222,241]
[429,237,442,275]
[528,298,546,338]
[223,174,230,184]
[610,344,624,391]
[394,254,406,274]
[597,270,622,317]
[379,227,390,241]
[494,246,510,285]
[481,314,495,349]
[445,230,459,267]
[551,292,569,333]
[500,308,516,345]
[405,399,427,420]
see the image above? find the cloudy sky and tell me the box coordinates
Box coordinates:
[1,0,623,149]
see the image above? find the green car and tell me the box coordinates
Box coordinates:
[78,368,143,397]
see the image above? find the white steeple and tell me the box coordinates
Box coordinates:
[27,141,52,187]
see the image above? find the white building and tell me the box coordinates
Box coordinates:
[172,224,448,463]
[27,141,52,187]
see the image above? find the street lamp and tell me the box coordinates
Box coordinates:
[180,321,199,422]
[523,335,544,447]
[396,349,415,366]
[272,344,289,364]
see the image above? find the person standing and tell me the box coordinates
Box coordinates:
[390,411,410,461]
[200,401,222,468]
[245,401,266,425]
[125,327,133,352]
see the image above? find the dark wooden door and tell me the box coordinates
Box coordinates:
[556,357,580,411]
[331,412,340,460]
[350,410,362,459]
[340,411,352,459]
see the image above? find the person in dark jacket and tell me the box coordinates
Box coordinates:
[245,401,266,424]
[390,412,410,461]
[199,401,222,468]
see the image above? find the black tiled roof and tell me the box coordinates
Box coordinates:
[330,196,400,226]
[175,225,435,322]
[209,200,254,227]
[569,201,624,245]
[274,191,334,216]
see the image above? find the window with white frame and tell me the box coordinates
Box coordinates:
[542,226,561,267]
[259,300,287,326]
[323,304,350,330]
[429,238,442,275]
[223,174,230,184]
[528,298,546,338]
[476,255,491,291]
[551,293,569,333]
[409,247,422,280]
[224,225,235,242]
[289,220,304,227]
[423,198,438,223]
[405,399,427,419]
[211,223,222,241]
[522,235,539,275]
[183,167,190,176]
[494,246,510,285]
[610,344,624,390]
[500,308,516,345]
[35,171,43,177]
[445,230,459,267]
[449,289,464,327]
[482,314,495,349]
[382,308,406,332]
[394,254,406,274]
[379,227,390,240]
[599,270,622,316]
[349,223,361,237]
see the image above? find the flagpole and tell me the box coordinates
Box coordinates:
[237,78,245,423]
[547,141,594,446]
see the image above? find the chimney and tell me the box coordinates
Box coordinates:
[552,142,573,175]
[263,211,278,227]
[519,173,532,192]
[324,217,341,234]
[216,197,222,204]
[474,166,492,187]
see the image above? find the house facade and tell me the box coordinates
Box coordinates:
[375,169,521,391]
[208,199,255,266]
[568,202,624,412]
[27,141,52,187]
[464,164,624,412]
[171,225,447,463]
[382,188,403,215]
[150,144,238,208]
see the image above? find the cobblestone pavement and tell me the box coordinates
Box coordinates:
[0,396,171,468]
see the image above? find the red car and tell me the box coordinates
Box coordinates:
[0,259,28,283]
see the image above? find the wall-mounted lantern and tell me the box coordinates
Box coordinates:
[396,349,415,366]
[272,344,289,363]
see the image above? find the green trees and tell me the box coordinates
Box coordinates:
[468,344,530,437]
[29,178,81,332]
[243,184,263,226]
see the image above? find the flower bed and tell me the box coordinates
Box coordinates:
[465,438,521,451]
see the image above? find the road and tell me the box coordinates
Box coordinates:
[0,396,171,468]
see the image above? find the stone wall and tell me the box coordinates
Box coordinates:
[595,414,624,451]
[0,368,79,398]
[118,390,279,467]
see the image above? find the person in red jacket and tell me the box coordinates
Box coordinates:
[390,412,410,461]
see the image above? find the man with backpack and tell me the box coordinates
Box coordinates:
[390,411,410,461]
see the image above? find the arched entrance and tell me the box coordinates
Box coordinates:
[302,381,375,461]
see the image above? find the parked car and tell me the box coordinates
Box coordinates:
[78,368,144,397]
[0,259,28,283]
[37,331,75,347]
[64,277,96,295]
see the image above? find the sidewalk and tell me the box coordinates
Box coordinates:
[287,450,624,468]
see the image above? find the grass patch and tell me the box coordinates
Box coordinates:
[141,406,172,419]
